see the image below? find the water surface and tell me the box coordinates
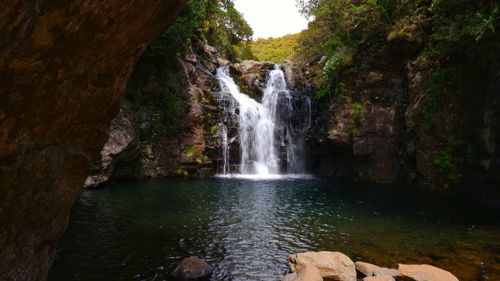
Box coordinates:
[48,177,500,281]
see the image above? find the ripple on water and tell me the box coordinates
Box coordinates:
[48,178,500,281]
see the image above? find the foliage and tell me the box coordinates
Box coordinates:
[249,33,301,62]
[296,0,500,83]
[185,146,197,157]
[432,150,461,183]
[421,67,453,125]
[353,102,364,113]
[433,151,453,172]
[142,0,253,65]
[295,0,385,92]
[296,0,323,18]
[430,1,500,59]
[353,102,364,126]
[203,0,254,60]
[315,84,331,100]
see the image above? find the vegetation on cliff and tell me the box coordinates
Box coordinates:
[249,33,301,62]
[297,0,500,188]
[128,0,254,151]
[296,0,500,90]
[143,0,253,65]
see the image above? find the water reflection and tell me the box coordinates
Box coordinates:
[48,178,500,281]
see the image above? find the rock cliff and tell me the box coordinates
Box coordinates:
[0,1,185,280]
[308,6,500,189]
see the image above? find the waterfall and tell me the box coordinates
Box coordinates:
[216,65,311,176]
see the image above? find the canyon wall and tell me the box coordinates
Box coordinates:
[307,7,500,190]
[0,1,185,280]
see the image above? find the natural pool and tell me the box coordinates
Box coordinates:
[48,177,500,281]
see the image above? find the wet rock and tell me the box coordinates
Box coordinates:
[171,257,214,280]
[282,61,306,90]
[230,60,275,97]
[282,264,323,281]
[288,251,356,281]
[398,264,458,281]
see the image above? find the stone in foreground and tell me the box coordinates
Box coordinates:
[355,261,381,277]
[374,267,398,277]
[288,251,356,281]
[282,264,323,281]
[363,276,395,281]
[172,257,214,280]
[355,261,398,278]
[398,264,458,281]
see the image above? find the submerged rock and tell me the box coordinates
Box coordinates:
[282,264,323,281]
[288,251,356,281]
[398,264,459,281]
[171,257,214,280]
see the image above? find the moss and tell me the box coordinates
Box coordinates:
[432,150,461,184]
[185,146,197,158]
[176,166,189,177]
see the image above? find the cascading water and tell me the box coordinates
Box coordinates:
[216,65,311,176]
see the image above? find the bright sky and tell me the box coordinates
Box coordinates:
[233,0,309,39]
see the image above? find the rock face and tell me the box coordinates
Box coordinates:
[89,56,313,184]
[171,257,214,280]
[0,1,186,280]
[127,38,223,178]
[288,251,357,281]
[309,4,500,189]
[230,60,276,99]
[282,264,323,281]
[398,264,459,281]
[84,108,140,187]
[85,36,223,185]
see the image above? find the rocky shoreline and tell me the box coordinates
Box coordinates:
[171,251,459,281]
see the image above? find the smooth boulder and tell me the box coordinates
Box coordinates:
[171,257,214,280]
[374,268,398,277]
[282,264,323,281]
[398,264,459,281]
[356,261,381,277]
[288,251,356,281]
[355,261,398,278]
[363,276,395,281]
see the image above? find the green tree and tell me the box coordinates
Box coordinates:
[250,33,301,62]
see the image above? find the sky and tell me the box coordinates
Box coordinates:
[233,0,309,39]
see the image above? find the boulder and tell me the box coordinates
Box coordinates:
[282,264,323,281]
[363,276,395,281]
[288,251,356,281]
[172,257,214,280]
[355,261,381,277]
[374,268,398,277]
[398,264,458,281]
[355,261,398,278]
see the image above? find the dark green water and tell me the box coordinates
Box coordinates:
[48,177,500,281]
